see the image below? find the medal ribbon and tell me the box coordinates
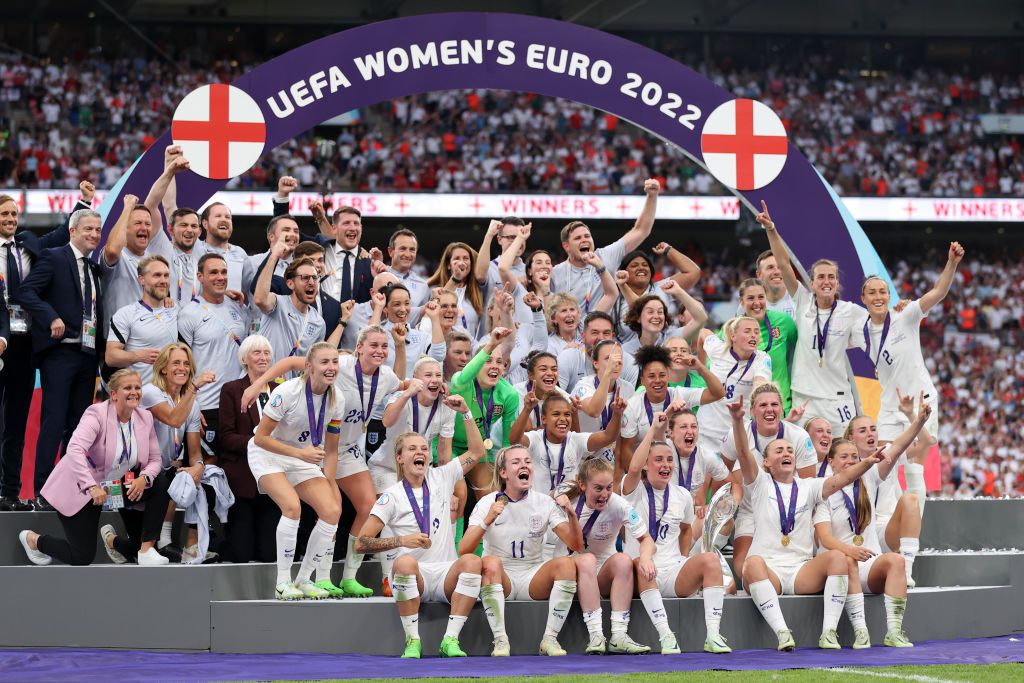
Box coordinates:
[863,313,891,371]
[751,420,786,453]
[402,479,431,535]
[814,300,838,365]
[543,432,568,490]
[644,479,670,540]
[412,397,440,435]
[772,479,799,539]
[474,380,497,437]
[841,479,863,536]
[678,447,697,490]
[725,350,756,387]
[305,380,328,447]
[594,375,618,429]
[355,361,380,427]
[575,495,600,550]
[643,394,668,427]
[818,458,829,477]
[763,313,775,352]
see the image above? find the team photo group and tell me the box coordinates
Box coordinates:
[1,143,964,659]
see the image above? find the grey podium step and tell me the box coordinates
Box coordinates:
[919,499,1024,550]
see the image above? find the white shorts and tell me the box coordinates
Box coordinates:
[735,507,755,538]
[392,559,455,604]
[793,391,856,436]
[763,557,811,596]
[507,564,544,601]
[655,558,691,597]
[877,395,939,442]
[876,521,892,553]
[248,446,325,494]
[857,553,881,590]
[337,443,370,479]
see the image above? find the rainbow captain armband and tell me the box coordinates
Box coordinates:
[326,420,342,434]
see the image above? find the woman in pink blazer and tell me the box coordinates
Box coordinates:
[19,369,171,566]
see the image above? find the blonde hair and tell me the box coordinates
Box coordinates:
[490,445,530,492]
[843,414,872,440]
[108,368,142,394]
[561,456,613,501]
[151,342,196,394]
[394,431,428,480]
[749,382,783,406]
[300,341,340,416]
[722,315,760,354]
[545,292,580,334]
[356,323,388,346]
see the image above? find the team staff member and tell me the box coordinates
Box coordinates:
[16,206,106,508]
[572,340,635,464]
[557,311,638,393]
[735,278,798,412]
[177,253,248,455]
[0,182,92,511]
[106,255,178,384]
[254,249,328,368]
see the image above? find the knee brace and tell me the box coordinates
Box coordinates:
[392,574,420,602]
[454,572,482,600]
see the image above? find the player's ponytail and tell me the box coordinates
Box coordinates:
[827,438,872,530]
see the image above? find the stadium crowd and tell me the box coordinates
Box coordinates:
[2,51,1023,197]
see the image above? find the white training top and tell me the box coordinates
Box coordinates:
[790,286,867,400]
[550,238,626,314]
[622,478,695,569]
[554,492,647,565]
[719,420,818,471]
[370,394,457,473]
[249,377,345,456]
[670,443,730,497]
[109,300,179,385]
[259,295,326,368]
[855,300,938,416]
[370,459,463,564]
[746,470,827,567]
[176,297,248,410]
[622,386,705,441]
[814,465,885,555]
[571,375,637,463]
[557,345,638,394]
[697,334,772,447]
[469,490,568,572]
[524,429,593,493]
[334,354,401,455]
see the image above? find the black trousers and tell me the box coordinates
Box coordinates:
[217,494,280,563]
[0,336,34,497]
[35,344,97,492]
[36,470,171,565]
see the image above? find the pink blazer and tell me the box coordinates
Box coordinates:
[41,401,162,517]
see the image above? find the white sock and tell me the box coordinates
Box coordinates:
[582,607,604,638]
[610,609,630,638]
[400,613,420,641]
[544,580,576,638]
[900,537,919,584]
[639,589,672,637]
[884,593,907,631]
[823,574,848,632]
[749,579,788,633]
[158,522,173,549]
[845,592,867,631]
[904,464,927,517]
[703,585,725,637]
[342,534,364,582]
[297,520,338,583]
[315,542,335,583]
[444,614,468,639]
[275,517,300,584]
[480,583,507,640]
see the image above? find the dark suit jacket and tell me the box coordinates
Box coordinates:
[14,244,105,357]
[217,376,262,499]
[13,203,80,261]
[0,286,10,343]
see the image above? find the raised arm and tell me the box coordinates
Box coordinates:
[755,201,800,296]
[144,147,190,231]
[652,242,701,290]
[497,223,530,289]
[580,351,621,418]
[239,357,305,410]
[103,194,138,266]
[729,401,759,485]
[660,279,707,344]
[623,409,666,495]
[592,254,619,314]
[475,220,500,286]
[523,291,548,352]
[877,397,932,480]
[823,448,886,498]
[587,394,626,453]
[253,237,287,314]
[509,389,537,446]
[452,395,487,475]
[919,242,964,314]
[621,178,661,252]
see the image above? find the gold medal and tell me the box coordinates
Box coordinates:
[853,534,864,546]
[362,423,367,433]
[781,535,791,547]
[483,438,494,450]
[818,358,823,368]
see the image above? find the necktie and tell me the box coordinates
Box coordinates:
[81,257,93,318]
[340,250,353,301]
[5,243,21,294]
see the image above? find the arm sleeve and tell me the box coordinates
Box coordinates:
[12,250,58,324]
[217,384,250,459]
[598,238,627,273]
[621,498,648,541]
[140,385,163,410]
[187,405,202,434]
[467,493,492,528]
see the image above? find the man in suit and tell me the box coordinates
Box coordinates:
[0,184,93,511]
[272,176,372,303]
[15,204,106,508]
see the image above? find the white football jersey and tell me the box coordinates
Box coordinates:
[696,335,771,447]
[622,386,705,441]
[251,377,345,455]
[790,286,866,400]
[370,395,457,473]
[469,490,568,571]
[553,492,647,565]
[670,443,730,497]
[746,470,826,567]
[571,375,636,463]
[334,354,401,454]
[524,430,593,493]
[813,466,884,554]
[855,300,938,416]
[622,478,695,569]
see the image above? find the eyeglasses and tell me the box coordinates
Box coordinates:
[291,274,318,283]
[496,234,518,241]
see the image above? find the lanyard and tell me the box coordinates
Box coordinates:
[412,397,440,435]
[841,479,863,536]
[542,432,568,490]
[287,304,312,357]
[118,419,133,466]
[402,478,431,535]
[454,286,469,329]
[594,376,618,429]
[355,361,380,428]
[200,303,242,346]
[644,479,670,540]
[177,252,197,302]
[304,380,328,447]
[773,479,799,539]
[863,314,891,374]
[814,300,838,367]
[474,380,497,436]
[750,420,785,453]
[678,447,697,490]
[575,496,600,550]
[725,350,756,387]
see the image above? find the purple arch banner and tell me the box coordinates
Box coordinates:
[100,11,882,378]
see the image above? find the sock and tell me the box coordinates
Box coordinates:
[823,574,849,632]
[610,609,630,638]
[158,522,173,549]
[749,579,788,633]
[315,542,335,583]
[400,613,420,641]
[703,585,725,637]
[275,517,300,584]
[444,614,468,639]
[582,607,604,638]
[845,592,867,631]
[297,520,338,583]
[884,593,907,631]
[480,583,507,640]
[639,589,672,637]
[904,464,927,517]
[342,534,364,582]
[544,580,577,638]
[899,537,919,584]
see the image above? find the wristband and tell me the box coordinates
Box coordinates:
[478,520,490,532]
[665,245,673,254]
[462,412,476,423]
[595,266,607,275]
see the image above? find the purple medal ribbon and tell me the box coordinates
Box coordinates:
[643,479,670,540]
[543,432,568,490]
[750,420,786,453]
[402,478,431,535]
[818,458,829,477]
[841,479,863,536]
[863,313,891,372]
[772,479,799,539]
[678,447,697,490]
[726,350,756,387]
[354,361,380,427]
[763,313,775,352]
[643,394,668,427]
[594,375,618,429]
[304,380,328,447]
[473,380,497,437]
[575,495,600,550]
[683,374,692,388]
[814,299,838,366]
[412,397,440,435]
